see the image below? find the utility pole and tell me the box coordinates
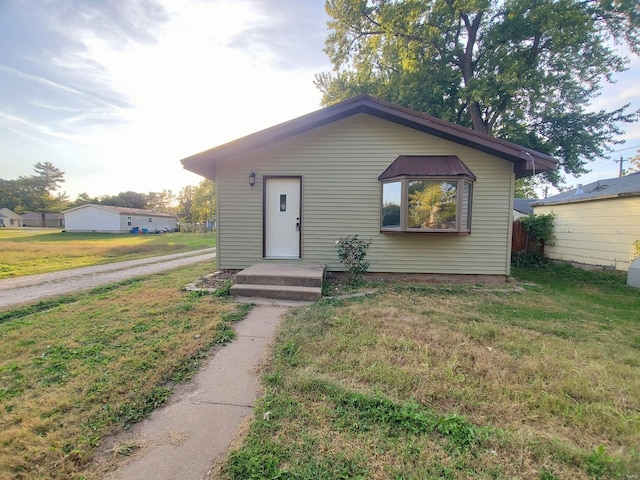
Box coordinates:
[615,156,626,177]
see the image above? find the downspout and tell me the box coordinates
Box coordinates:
[506,168,515,278]
[214,169,220,271]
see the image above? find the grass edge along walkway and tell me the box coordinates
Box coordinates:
[218,265,640,480]
[0,264,248,480]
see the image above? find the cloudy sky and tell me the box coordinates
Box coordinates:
[1,0,639,200]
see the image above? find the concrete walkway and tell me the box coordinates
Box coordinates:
[108,305,285,480]
[0,248,216,309]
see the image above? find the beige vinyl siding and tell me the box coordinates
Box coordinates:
[217,114,514,275]
[535,196,640,271]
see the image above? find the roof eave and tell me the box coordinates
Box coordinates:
[181,95,557,179]
[533,190,640,207]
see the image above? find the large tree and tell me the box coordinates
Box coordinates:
[191,180,216,227]
[0,179,31,212]
[98,191,147,209]
[22,162,65,226]
[628,149,640,173]
[176,185,195,224]
[146,190,175,214]
[316,0,640,184]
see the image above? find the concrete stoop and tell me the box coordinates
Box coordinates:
[230,263,325,301]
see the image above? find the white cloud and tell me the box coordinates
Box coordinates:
[56,0,639,197]
[0,111,91,144]
[6,0,329,197]
[5,0,634,199]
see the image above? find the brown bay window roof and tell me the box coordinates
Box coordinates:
[378,155,476,181]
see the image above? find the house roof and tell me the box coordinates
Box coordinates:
[513,198,538,215]
[378,155,476,181]
[181,94,557,180]
[0,207,20,219]
[63,204,176,218]
[531,171,640,207]
[20,212,62,219]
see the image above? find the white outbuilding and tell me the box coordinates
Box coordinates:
[63,204,177,233]
[532,172,640,272]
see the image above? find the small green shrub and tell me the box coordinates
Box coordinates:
[214,279,233,297]
[512,213,555,267]
[521,212,555,247]
[511,251,552,268]
[335,235,372,284]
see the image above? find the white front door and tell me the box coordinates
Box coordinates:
[265,177,301,258]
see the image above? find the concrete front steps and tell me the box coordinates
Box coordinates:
[230,263,325,302]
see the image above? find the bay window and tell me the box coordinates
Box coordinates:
[379,156,475,233]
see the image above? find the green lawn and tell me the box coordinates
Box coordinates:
[218,264,640,480]
[0,264,245,479]
[1,260,638,479]
[0,229,215,278]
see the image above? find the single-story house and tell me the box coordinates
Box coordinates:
[181,94,556,279]
[513,198,538,220]
[20,212,63,228]
[532,172,640,272]
[0,208,22,227]
[63,204,177,233]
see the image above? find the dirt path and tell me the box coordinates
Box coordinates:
[0,248,216,310]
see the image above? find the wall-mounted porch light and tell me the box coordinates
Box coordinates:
[249,171,256,189]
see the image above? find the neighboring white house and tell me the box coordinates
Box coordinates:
[63,204,177,233]
[0,208,22,227]
[532,172,640,271]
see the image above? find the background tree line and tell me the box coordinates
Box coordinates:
[1,163,215,227]
[0,162,65,227]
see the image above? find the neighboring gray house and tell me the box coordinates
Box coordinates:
[181,95,556,279]
[63,204,177,233]
[0,208,22,227]
[513,198,538,220]
[20,212,63,228]
[532,172,640,271]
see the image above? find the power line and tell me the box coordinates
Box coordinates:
[608,144,640,154]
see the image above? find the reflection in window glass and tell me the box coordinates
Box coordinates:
[407,181,457,229]
[279,194,287,212]
[381,181,401,228]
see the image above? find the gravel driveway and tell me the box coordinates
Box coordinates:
[0,248,216,310]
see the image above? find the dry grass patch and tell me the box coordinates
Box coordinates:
[0,264,247,479]
[0,230,214,278]
[219,265,639,479]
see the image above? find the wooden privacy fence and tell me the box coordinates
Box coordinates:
[512,220,544,255]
